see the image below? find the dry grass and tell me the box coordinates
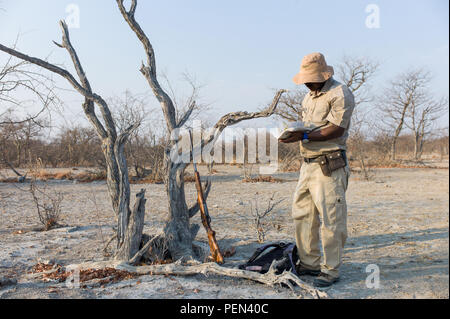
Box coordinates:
[183,175,197,183]
[74,171,107,183]
[1,169,107,183]
[30,170,74,181]
[29,262,138,286]
[54,171,74,180]
[0,177,20,183]
[366,163,448,169]
[30,170,58,181]
[130,176,164,184]
[26,169,108,183]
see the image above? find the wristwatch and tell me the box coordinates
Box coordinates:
[302,132,310,143]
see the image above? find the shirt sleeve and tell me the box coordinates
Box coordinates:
[325,87,355,129]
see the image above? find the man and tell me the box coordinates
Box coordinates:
[280,52,355,287]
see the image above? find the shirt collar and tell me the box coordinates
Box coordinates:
[309,77,334,98]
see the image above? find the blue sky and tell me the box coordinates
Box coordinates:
[0,0,448,129]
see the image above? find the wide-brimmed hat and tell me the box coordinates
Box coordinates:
[293,52,334,85]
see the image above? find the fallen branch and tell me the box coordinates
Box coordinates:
[66,260,327,298]
[1,159,26,182]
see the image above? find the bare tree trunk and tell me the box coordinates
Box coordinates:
[390,138,396,161]
[164,163,194,259]
[359,154,369,180]
[390,122,404,161]
[114,189,146,260]
[413,133,419,160]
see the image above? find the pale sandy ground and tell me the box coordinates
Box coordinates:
[0,162,448,299]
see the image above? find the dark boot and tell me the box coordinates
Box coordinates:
[313,272,339,287]
[295,264,321,276]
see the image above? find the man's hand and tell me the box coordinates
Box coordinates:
[279,131,303,143]
[279,123,346,144]
[309,124,345,141]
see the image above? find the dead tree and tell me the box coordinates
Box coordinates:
[379,69,430,161]
[0,22,146,262]
[0,50,56,125]
[338,56,379,178]
[1,39,58,175]
[116,0,286,261]
[405,95,447,160]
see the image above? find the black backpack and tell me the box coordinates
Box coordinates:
[238,242,299,276]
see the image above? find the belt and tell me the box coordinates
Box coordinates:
[303,156,322,164]
[303,150,347,164]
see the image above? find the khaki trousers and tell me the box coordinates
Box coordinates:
[292,162,350,278]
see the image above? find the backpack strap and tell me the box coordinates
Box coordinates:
[246,242,289,264]
[283,244,299,276]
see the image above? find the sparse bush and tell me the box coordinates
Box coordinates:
[235,193,284,243]
[29,179,64,230]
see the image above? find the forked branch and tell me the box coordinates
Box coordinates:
[116,0,177,132]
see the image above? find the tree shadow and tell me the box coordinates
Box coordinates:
[345,227,448,253]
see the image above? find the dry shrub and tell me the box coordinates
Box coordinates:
[54,171,74,180]
[183,175,196,183]
[234,193,284,243]
[281,161,301,172]
[141,234,172,265]
[367,163,447,169]
[229,161,242,167]
[130,176,164,184]
[74,170,107,183]
[130,166,164,184]
[278,142,302,172]
[29,180,63,231]
[31,169,55,181]
[29,170,73,181]
[0,177,19,183]
[27,169,106,183]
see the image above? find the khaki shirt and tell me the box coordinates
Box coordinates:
[300,77,355,158]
